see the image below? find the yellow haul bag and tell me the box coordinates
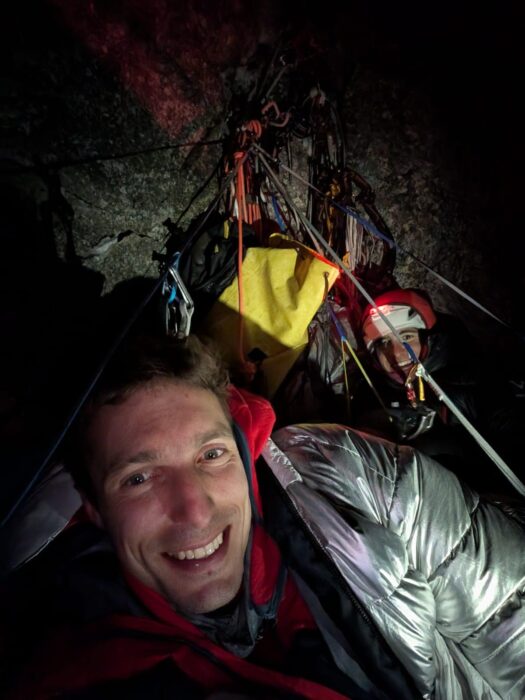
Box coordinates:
[204,235,340,397]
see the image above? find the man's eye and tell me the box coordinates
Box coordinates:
[124,473,148,487]
[203,448,225,461]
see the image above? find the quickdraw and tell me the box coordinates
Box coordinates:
[404,365,426,407]
[161,258,194,339]
[5,55,525,532]
[255,148,525,495]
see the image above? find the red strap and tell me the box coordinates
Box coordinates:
[15,576,346,700]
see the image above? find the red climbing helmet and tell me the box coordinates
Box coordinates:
[361,289,437,351]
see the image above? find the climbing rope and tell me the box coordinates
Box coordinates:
[234,151,247,365]
[326,300,391,417]
[254,144,515,333]
[0,154,249,529]
[257,148,525,497]
[1,138,225,175]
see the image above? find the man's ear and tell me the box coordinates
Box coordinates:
[82,496,104,529]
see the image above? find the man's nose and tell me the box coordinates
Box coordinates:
[161,471,214,528]
[391,340,409,362]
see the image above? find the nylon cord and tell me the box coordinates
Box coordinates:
[1,149,252,528]
[254,145,515,334]
[258,150,525,496]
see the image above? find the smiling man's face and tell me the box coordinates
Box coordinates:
[83,380,252,615]
[375,328,421,382]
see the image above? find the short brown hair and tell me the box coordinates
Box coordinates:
[63,334,230,501]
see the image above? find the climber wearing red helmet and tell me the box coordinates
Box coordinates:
[353,287,525,498]
[4,333,525,700]
[360,289,437,383]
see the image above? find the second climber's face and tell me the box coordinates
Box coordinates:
[375,328,421,382]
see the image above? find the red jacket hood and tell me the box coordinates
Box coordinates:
[9,389,348,700]
[228,385,276,516]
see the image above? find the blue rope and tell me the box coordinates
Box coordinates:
[258,146,516,334]
[271,194,287,232]
[167,252,181,303]
[329,199,395,247]
[325,301,349,342]
[402,342,419,363]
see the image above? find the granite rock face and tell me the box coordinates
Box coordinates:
[2,0,524,453]
[343,67,497,331]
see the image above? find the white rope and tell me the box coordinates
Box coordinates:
[258,149,324,255]
[258,149,525,497]
[418,366,525,497]
[254,144,514,332]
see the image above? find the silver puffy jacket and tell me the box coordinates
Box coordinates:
[263,424,525,700]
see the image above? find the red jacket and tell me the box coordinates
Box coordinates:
[8,388,349,700]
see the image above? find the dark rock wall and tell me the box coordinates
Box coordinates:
[2,1,524,457]
[341,2,525,345]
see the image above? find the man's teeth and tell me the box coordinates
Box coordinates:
[170,531,224,561]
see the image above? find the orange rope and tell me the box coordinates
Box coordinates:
[238,120,262,149]
[230,118,265,371]
[234,151,246,363]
